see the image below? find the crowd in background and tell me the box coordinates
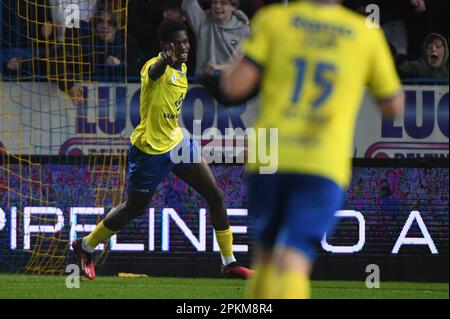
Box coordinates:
[345,0,448,79]
[0,0,448,101]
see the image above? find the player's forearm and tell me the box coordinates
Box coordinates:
[378,91,405,119]
[220,58,261,103]
[148,58,169,81]
[200,74,259,107]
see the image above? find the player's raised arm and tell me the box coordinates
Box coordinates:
[148,43,177,81]
[220,55,262,103]
[377,92,405,119]
[200,55,261,106]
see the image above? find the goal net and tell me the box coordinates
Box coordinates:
[0,0,128,274]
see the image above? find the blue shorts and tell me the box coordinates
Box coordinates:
[127,137,201,194]
[247,173,345,262]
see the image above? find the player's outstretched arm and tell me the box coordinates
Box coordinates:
[200,55,261,106]
[221,56,261,103]
[149,44,177,81]
[377,91,405,119]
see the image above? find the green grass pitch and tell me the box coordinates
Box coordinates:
[0,274,447,299]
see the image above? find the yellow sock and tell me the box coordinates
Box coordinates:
[278,271,311,299]
[215,228,234,263]
[245,263,277,299]
[84,221,115,250]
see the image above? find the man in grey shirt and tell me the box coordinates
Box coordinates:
[181,0,250,76]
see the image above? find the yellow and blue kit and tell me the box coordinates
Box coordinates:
[243,1,402,260]
[128,55,200,194]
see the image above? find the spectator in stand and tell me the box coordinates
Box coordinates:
[181,0,250,76]
[46,8,125,103]
[1,1,103,103]
[66,9,125,79]
[99,0,127,28]
[0,0,86,102]
[90,9,126,76]
[1,0,54,76]
[162,0,197,76]
[397,33,448,78]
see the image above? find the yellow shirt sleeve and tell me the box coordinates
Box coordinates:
[367,28,402,101]
[241,6,274,68]
[140,57,158,87]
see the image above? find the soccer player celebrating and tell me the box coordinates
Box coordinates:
[72,20,253,280]
[209,0,405,298]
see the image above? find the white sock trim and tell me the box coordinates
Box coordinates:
[81,237,96,253]
[221,255,237,266]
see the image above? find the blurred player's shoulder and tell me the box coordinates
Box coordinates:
[251,1,371,33]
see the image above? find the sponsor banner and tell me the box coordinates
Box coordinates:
[354,85,448,158]
[0,82,448,158]
[0,165,448,278]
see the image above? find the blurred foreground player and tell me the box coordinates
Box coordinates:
[72,20,253,280]
[210,0,404,298]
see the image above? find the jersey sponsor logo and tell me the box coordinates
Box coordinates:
[291,15,353,37]
[174,93,185,111]
[171,74,177,84]
[163,113,179,120]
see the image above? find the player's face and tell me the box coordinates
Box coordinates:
[426,38,445,67]
[211,0,235,24]
[166,31,190,63]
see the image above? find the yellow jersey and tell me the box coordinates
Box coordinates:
[243,1,401,187]
[130,55,188,154]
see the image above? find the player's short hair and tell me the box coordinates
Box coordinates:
[158,19,187,43]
